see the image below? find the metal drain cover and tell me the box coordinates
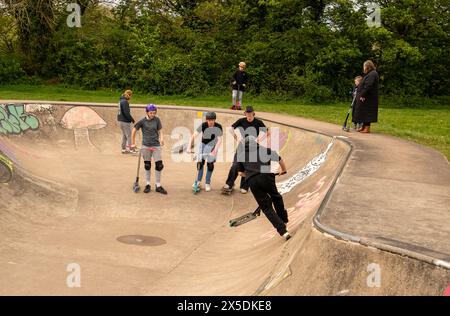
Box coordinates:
[117,235,166,246]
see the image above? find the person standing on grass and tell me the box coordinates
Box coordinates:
[117,90,137,154]
[231,62,249,110]
[354,60,379,133]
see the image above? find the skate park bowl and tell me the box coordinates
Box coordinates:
[0,101,449,295]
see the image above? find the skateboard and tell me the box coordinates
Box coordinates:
[229,207,261,227]
[221,186,233,195]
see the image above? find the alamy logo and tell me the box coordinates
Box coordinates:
[67,3,81,28]
[367,3,381,28]
[367,263,381,288]
[66,263,81,288]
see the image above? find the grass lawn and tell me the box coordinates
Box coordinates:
[1,84,449,161]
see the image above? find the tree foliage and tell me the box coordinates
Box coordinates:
[0,0,448,98]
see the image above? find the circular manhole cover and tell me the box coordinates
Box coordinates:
[117,235,166,246]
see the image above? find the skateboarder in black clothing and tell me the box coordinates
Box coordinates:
[222,105,268,195]
[117,89,137,154]
[236,137,290,240]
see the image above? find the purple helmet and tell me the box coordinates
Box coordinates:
[145,104,157,112]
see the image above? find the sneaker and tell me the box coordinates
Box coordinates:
[222,184,230,190]
[129,147,139,154]
[193,182,202,190]
[240,188,248,194]
[144,185,151,193]
[192,181,201,192]
[205,184,211,192]
[282,232,291,241]
[156,185,168,195]
[121,149,130,154]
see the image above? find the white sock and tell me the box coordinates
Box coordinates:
[146,170,151,185]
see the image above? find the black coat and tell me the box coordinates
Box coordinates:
[232,70,249,91]
[354,70,379,123]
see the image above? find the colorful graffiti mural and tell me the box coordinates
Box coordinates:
[0,104,39,135]
[0,151,13,183]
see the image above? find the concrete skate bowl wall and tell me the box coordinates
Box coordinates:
[0,103,78,238]
[0,101,352,295]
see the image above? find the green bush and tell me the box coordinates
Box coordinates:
[2,0,448,100]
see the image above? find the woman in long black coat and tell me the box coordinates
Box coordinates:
[354,60,379,133]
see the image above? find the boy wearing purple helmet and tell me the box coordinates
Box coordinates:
[131,104,168,194]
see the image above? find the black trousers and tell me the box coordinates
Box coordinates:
[247,173,288,236]
[225,154,249,190]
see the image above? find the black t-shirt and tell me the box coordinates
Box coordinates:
[231,117,266,139]
[236,144,281,181]
[196,122,223,146]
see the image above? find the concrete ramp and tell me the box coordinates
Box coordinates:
[0,101,448,295]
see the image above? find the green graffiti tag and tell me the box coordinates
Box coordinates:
[0,104,39,135]
[0,152,13,183]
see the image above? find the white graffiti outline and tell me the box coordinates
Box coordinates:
[277,140,334,195]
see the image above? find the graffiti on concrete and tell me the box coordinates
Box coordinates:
[277,140,333,195]
[25,103,54,113]
[60,106,107,148]
[294,176,332,211]
[0,104,40,135]
[25,104,58,131]
[0,151,13,183]
[279,130,291,153]
[444,284,450,296]
[265,129,291,154]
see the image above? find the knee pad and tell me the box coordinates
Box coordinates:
[197,160,205,170]
[144,161,151,171]
[207,162,214,172]
[155,160,164,171]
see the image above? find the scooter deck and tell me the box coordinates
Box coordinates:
[229,208,261,227]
